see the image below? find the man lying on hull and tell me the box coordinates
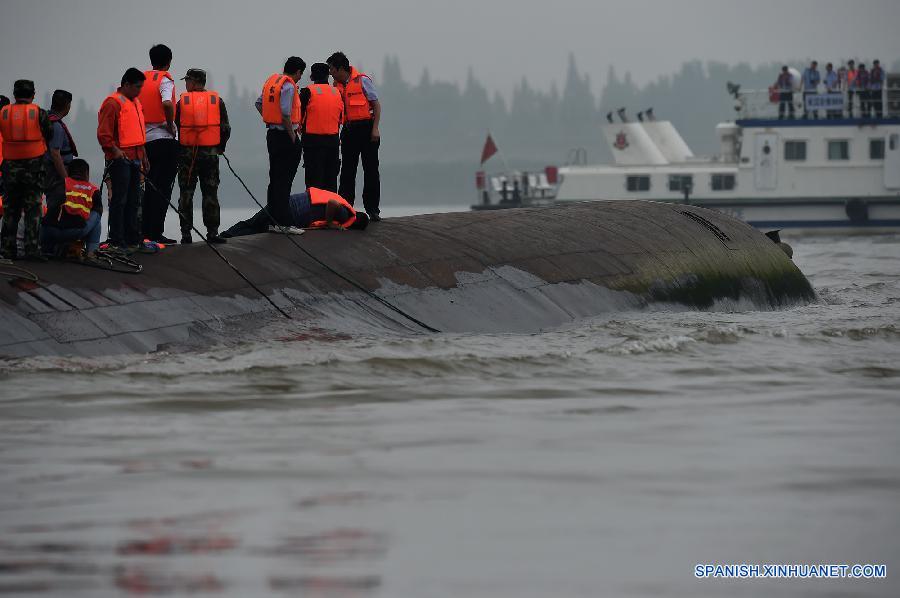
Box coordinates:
[221,187,369,238]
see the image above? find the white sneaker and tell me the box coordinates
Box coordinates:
[268,225,305,236]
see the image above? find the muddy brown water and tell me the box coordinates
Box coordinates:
[1,222,898,597]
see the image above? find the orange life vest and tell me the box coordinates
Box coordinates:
[308,187,356,228]
[105,93,146,149]
[336,68,373,123]
[139,70,175,124]
[61,177,99,221]
[261,73,301,125]
[0,131,3,216]
[179,91,221,147]
[303,84,343,135]
[0,103,47,160]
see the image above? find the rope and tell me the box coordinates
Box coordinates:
[221,154,440,333]
[138,164,292,319]
[0,260,40,283]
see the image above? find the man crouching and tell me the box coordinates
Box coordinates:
[40,158,102,259]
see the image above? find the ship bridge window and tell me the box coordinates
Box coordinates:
[626,175,651,192]
[668,175,693,192]
[870,138,885,160]
[828,140,850,161]
[711,174,736,191]
[784,140,807,161]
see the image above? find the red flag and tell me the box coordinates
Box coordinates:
[480,134,498,164]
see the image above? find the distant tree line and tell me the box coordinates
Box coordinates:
[54,55,898,205]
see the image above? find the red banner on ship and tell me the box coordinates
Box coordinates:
[480,134,498,165]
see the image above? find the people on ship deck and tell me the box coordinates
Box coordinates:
[775,66,795,120]
[801,61,820,119]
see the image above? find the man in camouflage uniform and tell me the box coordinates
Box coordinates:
[175,68,231,244]
[0,80,53,260]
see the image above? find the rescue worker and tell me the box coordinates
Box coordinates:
[45,89,77,216]
[844,59,857,117]
[775,66,794,120]
[174,68,231,244]
[801,61,820,119]
[870,60,885,119]
[856,64,870,118]
[0,80,53,260]
[327,51,382,221]
[97,68,149,252]
[255,56,305,226]
[300,63,343,192]
[0,94,9,220]
[139,44,179,244]
[40,158,102,258]
[221,186,368,238]
[823,63,840,119]
[288,186,368,230]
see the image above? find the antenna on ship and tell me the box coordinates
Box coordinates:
[606,111,613,124]
[617,107,628,123]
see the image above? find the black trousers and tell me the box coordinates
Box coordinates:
[107,158,142,247]
[303,144,340,192]
[871,89,883,118]
[339,121,380,216]
[778,92,794,119]
[143,138,178,240]
[266,129,302,225]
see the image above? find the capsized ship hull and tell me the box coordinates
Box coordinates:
[0,201,814,357]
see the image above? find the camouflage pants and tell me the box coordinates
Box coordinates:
[177,146,220,236]
[1,157,46,258]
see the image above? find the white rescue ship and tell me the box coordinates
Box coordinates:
[476,77,900,233]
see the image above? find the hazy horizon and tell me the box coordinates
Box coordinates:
[2,0,899,105]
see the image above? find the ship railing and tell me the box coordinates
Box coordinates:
[479,170,557,204]
[734,88,894,120]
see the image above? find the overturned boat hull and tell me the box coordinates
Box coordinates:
[0,201,814,357]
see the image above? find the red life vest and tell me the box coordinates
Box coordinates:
[105,93,146,149]
[61,177,99,221]
[49,113,78,158]
[179,91,221,147]
[308,187,356,228]
[336,68,373,123]
[261,73,301,125]
[0,103,47,160]
[139,70,175,124]
[303,84,343,135]
[0,131,3,215]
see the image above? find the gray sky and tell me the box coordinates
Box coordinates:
[2,0,899,105]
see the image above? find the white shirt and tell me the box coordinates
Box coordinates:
[145,76,176,142]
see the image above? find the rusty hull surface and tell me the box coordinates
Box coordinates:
[0,201,814,357]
